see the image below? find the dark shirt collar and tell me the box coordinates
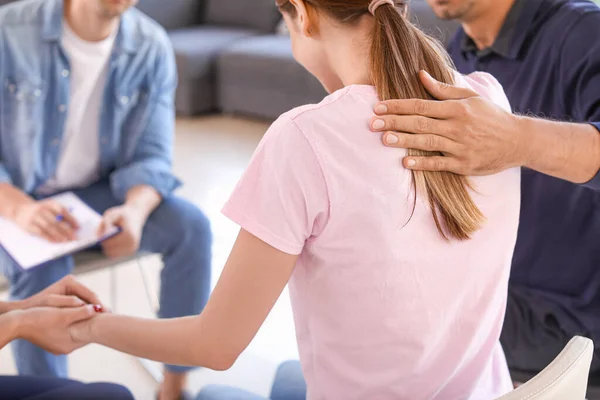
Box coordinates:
[461,0,545,60]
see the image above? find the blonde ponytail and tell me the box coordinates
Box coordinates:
[370,3,485,240]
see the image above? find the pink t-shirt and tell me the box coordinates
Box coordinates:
[223,73,520,400]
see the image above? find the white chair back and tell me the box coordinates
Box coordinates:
[495,336,594,400]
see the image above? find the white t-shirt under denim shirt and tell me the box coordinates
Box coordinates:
[44,22,117,191]
[223,72,520,400]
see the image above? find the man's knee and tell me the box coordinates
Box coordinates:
[271,361,306,400]
[145,197,212,248]
[78,383,134,400]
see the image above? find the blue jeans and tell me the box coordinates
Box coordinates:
[0,376,133,400]
[196,361,307,400]
[0,181,212,377]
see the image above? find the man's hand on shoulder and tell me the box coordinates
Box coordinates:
[369,71,526,176]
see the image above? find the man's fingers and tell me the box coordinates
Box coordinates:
[98,211,121,236]
[65,305,96,324]
[402,156,463,174]
[374,98,460,119]
[43,202,78,230]
[47,295,86,308]
[383,132,460,154]
[97,220,106,237]
[41,210,74,241]
[47,213,76,241]
[64,277,104,307]
[419,70,479,101]
[59,208,80,231]
[371,115,456,138]
[35,213,65,243]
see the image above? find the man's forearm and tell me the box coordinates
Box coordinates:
[517,117,600,184]
[0,183,34,220]
[124,185,162,221]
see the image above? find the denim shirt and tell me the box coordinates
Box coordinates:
[0,0,181,201]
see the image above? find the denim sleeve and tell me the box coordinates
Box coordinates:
[0,31,11,185]
[583,122,600,191]
[109,39,181,202]
[0,165,11,184]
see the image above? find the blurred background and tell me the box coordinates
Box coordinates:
[1,0,596,398]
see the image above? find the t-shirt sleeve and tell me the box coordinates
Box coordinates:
[222,116,330,255]
[583,122,600,191]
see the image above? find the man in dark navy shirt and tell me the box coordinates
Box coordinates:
[370,0,600,378]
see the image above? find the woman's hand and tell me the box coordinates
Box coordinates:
[15,305,98,355]
[11,275,106,312]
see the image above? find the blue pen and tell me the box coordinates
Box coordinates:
[56,207,74,223]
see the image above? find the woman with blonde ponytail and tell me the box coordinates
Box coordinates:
[66,1,521,399]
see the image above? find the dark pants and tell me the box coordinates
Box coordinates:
[501,285,600,375]
[0,376,133,400]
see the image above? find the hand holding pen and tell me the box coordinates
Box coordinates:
[14,200,80,243]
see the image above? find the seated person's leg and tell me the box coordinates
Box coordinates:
[29,382,134,400]
[501,285,579,375]
[0,375,79,399]
[0,376,133,400]
[0,248,74,377]
[270,361,306,400]
[196,385,265,400]
[138,196,212,372]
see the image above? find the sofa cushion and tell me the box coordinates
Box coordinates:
[169,26,258,115]
[217,35,326,120]
[409,1,460,46]
[204,0,281,33]
[136,0,204,31]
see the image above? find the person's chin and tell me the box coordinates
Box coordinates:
[101,2,131,17]
[102,6,128,18]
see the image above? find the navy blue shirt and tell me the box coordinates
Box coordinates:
[448,0,600,338]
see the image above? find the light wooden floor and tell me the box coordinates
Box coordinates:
[0,116,300,399]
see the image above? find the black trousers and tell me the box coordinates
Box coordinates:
[0,376,133,400]
[501,285,600,375]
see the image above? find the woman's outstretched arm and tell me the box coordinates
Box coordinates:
[74,229,298,370]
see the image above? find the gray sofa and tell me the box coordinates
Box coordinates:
[139,0,458,119]
[137,0,282,116]
[216,1,459,120]
[0,0,459,119]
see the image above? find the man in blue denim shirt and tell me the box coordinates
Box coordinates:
[0,1,212,398]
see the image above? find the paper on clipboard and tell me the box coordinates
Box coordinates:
[0,192,119,271]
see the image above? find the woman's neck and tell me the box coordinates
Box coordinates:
[322,16,375,91]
